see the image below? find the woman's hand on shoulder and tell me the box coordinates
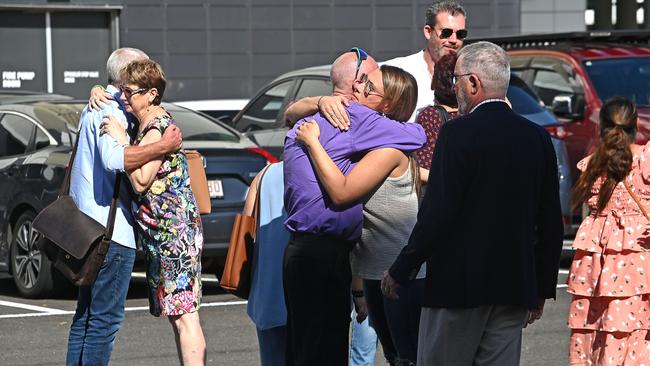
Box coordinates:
[100,115,128,145]
[296,120,321,147]
[89,85,114,110]
[319,95,351,131]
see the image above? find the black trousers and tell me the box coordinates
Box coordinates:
[283,232,353,366]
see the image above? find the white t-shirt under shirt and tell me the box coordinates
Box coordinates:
[382,50,435,122]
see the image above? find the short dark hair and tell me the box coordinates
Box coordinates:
[433,53,457,108]
[425,0,466,27]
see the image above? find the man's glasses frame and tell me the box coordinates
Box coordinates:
[350,47,368,80]
[120,84,149,98]
[435,27,468,40]
[452,72,473,85]
[359,73,384,98]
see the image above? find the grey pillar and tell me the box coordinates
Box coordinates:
[617,0,638,29]
[594,0,612,29]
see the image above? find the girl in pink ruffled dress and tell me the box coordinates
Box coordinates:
[568,96,650,365]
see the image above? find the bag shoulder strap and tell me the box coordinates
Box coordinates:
[65,120,123,238]
[251,164,272,223]
[104,173,123,240]
[624,180,650,220]
[59,131,82,196]
[434,105,450,125]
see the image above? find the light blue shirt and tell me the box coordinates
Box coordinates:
[69,84,136,248]
[248,162,289,330]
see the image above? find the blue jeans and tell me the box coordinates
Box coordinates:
[66,242,135,366]
[256,325,286,366]
[364,278,424,365]
[349,308,378,366]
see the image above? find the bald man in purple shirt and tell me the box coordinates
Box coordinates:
[281,51,426,366]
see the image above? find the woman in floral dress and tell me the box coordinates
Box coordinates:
[102,59,205,365]
[568,96,650,365]
[414,53,459,183]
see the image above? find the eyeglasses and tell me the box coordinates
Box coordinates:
[119,84,149,98]
[359,73,384,98]
[350,47,368,80]
[452,72,473,85]
[436,27,468,40]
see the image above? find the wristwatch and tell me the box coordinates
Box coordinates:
[351,289,364,298]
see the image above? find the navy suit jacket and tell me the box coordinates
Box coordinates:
[390,101,564,309]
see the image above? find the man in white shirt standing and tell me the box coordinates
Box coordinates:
[383,0,467,122]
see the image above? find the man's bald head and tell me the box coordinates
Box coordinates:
[330,51,378,97]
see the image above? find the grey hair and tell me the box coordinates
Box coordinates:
[425,0,466,26]
[457,41,510,96]
[106,47,149,84]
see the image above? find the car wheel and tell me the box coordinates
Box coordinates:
[10,211,62,298]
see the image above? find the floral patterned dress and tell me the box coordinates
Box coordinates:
[415,105,458,170]
[134,114,203,317]
[567,142,650,365]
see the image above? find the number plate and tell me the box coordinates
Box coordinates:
[207,179,224,198]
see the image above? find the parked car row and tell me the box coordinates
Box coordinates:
[229,65,574,235]
[0,97,271,297]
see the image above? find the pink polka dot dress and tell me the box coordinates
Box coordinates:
[568,145,650,365]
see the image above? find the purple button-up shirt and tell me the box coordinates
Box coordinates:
[283,102,426,241]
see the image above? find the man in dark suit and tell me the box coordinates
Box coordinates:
[382,41,563,366]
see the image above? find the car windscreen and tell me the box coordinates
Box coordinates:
[507,84,546,115]
[169,108,240,142]
[583,57,650,107]
[33,102,85,146]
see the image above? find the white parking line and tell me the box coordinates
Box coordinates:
[0,300,247,320]
[0,267,572,320]
[0,300,67,314]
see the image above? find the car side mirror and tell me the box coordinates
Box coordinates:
[551,95,572,116]
[551,94,584,121]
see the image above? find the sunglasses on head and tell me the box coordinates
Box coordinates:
[119,84,148,98]
[436,27,468,40]
[349,47,369,80]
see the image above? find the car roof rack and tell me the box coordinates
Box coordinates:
[466,30,650,50]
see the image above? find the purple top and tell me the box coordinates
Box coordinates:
[283,102,426,241]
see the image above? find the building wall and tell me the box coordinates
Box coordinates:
[0,0,521,100]
[520,0,587,33]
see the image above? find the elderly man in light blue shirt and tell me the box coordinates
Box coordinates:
[66,48,182,366]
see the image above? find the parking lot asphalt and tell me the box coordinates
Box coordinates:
[0,264,572,365]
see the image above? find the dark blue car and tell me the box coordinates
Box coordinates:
[0,100,271,297]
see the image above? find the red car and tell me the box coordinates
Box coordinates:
[475,31,650,229]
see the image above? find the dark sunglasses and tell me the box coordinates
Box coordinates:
[359,73,384,98]
[119,84,148,98]
[350,47,369,80]
[437,28,468,40]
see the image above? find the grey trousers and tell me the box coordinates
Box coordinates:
[417,305,529,366]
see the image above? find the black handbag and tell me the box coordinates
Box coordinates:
[33,131,122,287]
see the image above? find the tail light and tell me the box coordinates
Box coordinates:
[246,147,279,163]
[544,125,568,139]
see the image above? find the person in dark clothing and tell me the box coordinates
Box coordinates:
[382,41,564,366]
